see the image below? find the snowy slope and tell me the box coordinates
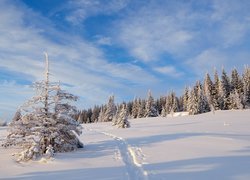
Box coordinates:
[1,110,250,180]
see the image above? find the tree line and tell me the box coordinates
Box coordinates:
[76,67,250,124]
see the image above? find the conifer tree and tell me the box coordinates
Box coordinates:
[197,81,209,113]
[91,106,100,123]
[103,95,116,122]
[229,89,243,110]
[144,90,158,117]
[212,69,220,110]
[115,104,130,128]
[183,87,189,111]
[98,106,106,122]
[112,104,120,126]
[137,99,146,118]
[3,53,83,161]
[131,98,139,118]
[242,66,250,108]
[219,69,231,110]
[187,86,199,115]
[231,68,243,94]
[204,73,213,111]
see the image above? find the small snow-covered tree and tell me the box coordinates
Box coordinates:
[115,104,130,128]
[144,90,157,117]
[112,104,120,126]
[91,105,100,123]
[2,53,83,161]
[197,81,209,113]
[187,87,198,115]
[103,95,116,122]
[219,69,231,110]
[211,69,220,110]
[243,66,250,108]
[98,106,106,122]
[182,87,189,112]
[204,73,215,112]
[229,89,243,110]
[131,98,139,119]
[137,99,146,118]
[231,68,243,94]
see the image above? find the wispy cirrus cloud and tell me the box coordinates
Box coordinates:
[113,0,250,78]
[0,0,156,119]
[154,66,183,78]
[1,0,250,120]
[64,0,130,25]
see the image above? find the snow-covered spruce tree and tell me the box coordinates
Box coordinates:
[91,105,100,123]
[98,106,106,122]
[103,95,116,122]
[229,89,243,110]
[182,87,189,112]
[144,90,158,117]
[204,73,214,112]
[187,83,200,115]
[131,98,139,119]
[231,68,243,94]
[212,69,220,110]
[137,98,146,118]
[112,104,120,126]
[187,87,197,115]
[219,69,231,110]
[161,104,167,117]
[197,81,209,113]
[115,104,130,128]
[2,53,83,161]
[242,66,250,108]
[172,95,180,113]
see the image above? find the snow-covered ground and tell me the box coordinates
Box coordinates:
[1,110,250,180]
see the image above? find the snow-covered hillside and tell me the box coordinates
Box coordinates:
[1,110,250,180]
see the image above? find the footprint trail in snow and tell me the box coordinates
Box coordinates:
[84,127,148,180]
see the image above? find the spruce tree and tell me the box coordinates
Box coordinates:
[197,81,209,113]
[187,86,199,115]
[243,66,250,108]
[115,104,130,128]
[212,69,220,110]
[131,98,139,119]
[91,106,100,123]
[137,99,146,118]
[103,95,116,122]
[219,68,231,110]
[144,90,158,117]
[231,68,243,94]
[183,87,189,112]
[204,73,213,111]
[3,53,83,161]
[229,89,243,110]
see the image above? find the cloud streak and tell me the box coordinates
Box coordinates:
[0,0,156,119]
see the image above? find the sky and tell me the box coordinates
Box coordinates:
[0,0,250,120]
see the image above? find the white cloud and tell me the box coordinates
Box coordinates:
[0,0,157,119]
[116,8,193,62]
[65,0,129,25]
[154,66,183,78]
[187,49,250,77]
[94,35,112,46]
[114,0,250,79]
[0,81,32,120]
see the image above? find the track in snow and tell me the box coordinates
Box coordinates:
[84,127,148,180]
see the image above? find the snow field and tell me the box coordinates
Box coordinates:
[1,109,250,179]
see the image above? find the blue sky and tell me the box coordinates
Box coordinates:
[0,0,250,120]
